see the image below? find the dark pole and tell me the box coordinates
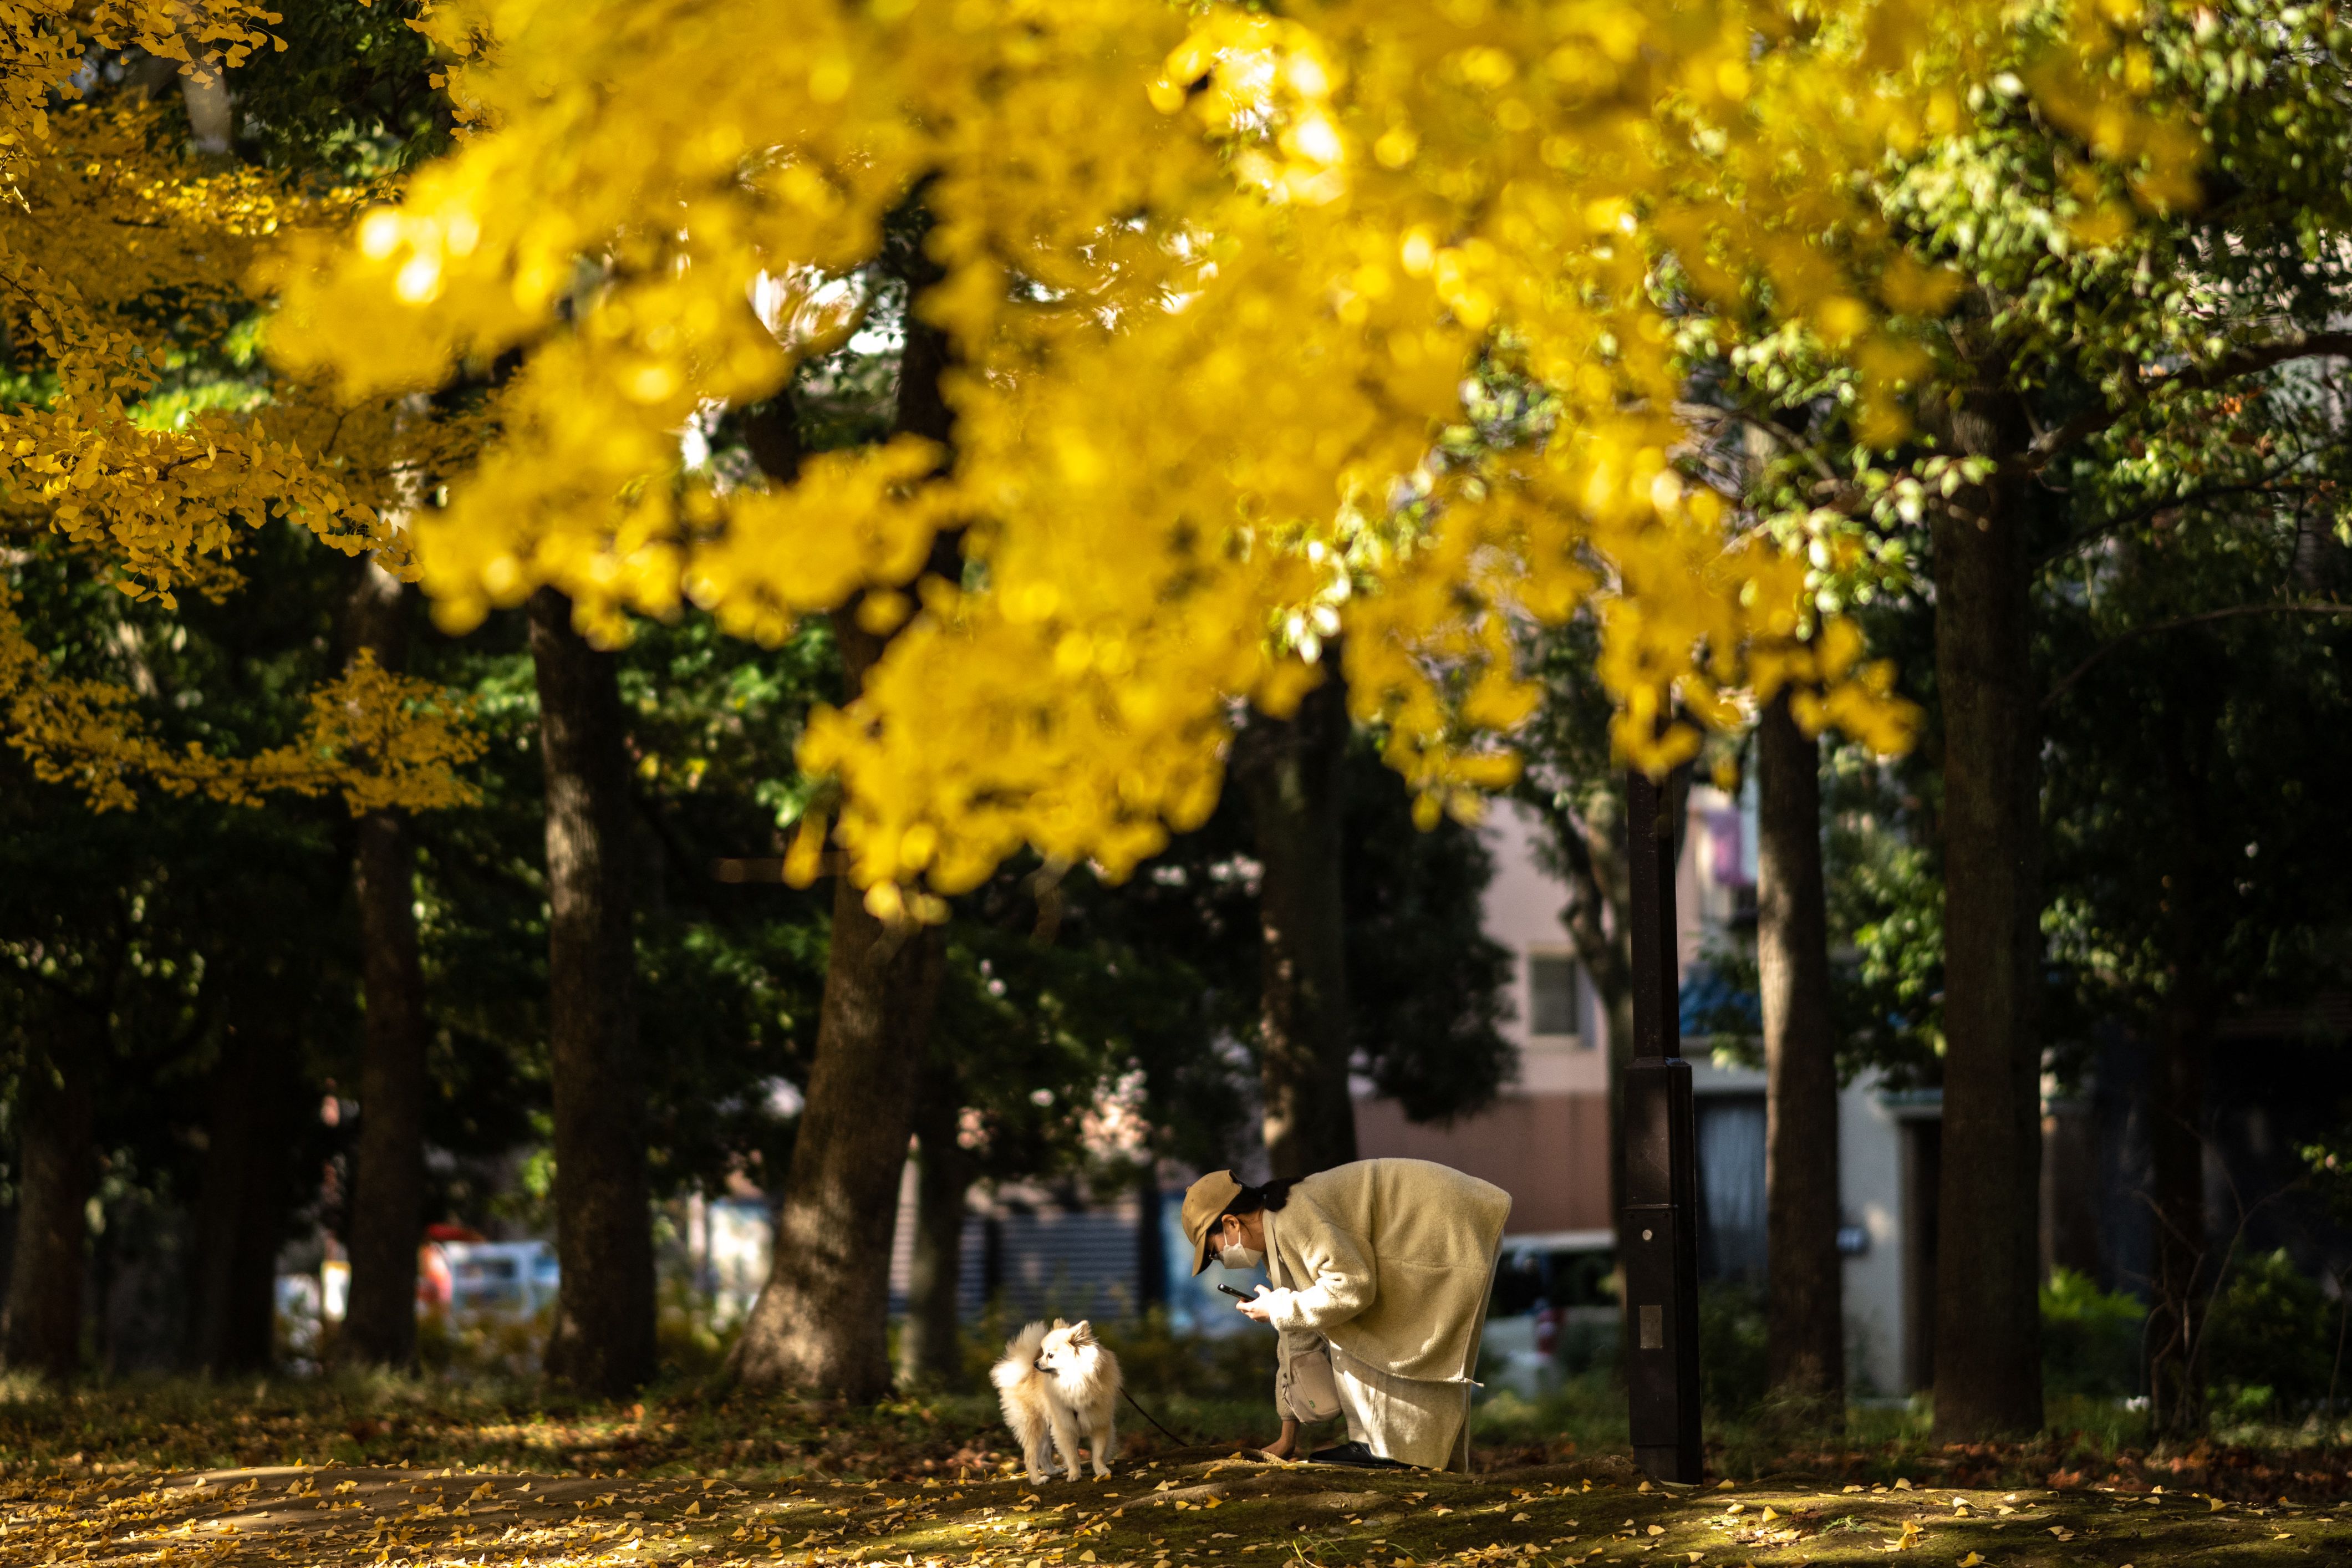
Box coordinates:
[1622,763,1704,1482]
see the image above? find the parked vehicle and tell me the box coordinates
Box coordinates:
[1482,1230,1620,1392]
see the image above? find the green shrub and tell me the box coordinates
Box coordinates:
[1554,1312,1621,1377]
[2205,1249,2339,1417]
[656,1273,741,1382]
[2039,1268,2144,1399]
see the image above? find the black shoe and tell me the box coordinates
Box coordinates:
[1307,1441,1409,1469]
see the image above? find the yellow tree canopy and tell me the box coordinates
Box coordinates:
[270,0,2176,911]
[2,4,481,812]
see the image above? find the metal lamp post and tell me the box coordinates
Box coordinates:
[1622,765,1704,1482]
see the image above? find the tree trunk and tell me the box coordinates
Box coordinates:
[2145,1000,2211,1433]
[726,284,956,1397]
[1928,386,2046,1440]
[1238,659,1356,1180]
[342,563,431,1370]
[1,1035,97,1382]
[898,1067,974,1388]
[177,21,233,157]
[190,1027,289,1373]
[529,586,656,1397]
[2146,689,2222,1437]
[727,801,944,1394]
[1757,693,1845,1415]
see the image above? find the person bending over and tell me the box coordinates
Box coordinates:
[1180,1159,1511,1470]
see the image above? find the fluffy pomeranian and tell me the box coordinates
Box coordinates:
[991,1318,1122,1482]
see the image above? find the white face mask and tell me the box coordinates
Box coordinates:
[1219,1241,1264,1271]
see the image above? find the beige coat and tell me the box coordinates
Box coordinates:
[1258,1158,1513,1383]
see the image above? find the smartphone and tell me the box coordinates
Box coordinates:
[1216,1284,1251,1300]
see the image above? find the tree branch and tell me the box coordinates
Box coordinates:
[1673,400,1842,487]
[2044,603,2352,707]
[2035,465,2333,569]
[2017,333,2352,474]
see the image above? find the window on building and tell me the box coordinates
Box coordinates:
[1529,954,1582,1041]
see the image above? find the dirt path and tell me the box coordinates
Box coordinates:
[3,1450,2344,1567]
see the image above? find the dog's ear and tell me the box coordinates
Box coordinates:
[1071,1320,1093,1343]
[1052,1317,1068,1331]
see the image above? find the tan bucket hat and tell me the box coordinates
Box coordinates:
[1179,1169,1246,1276]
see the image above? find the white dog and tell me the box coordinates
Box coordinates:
[990,1318,1122,1482]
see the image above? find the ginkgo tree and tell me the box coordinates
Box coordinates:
[1668,0,2352,1439]
[264,0,2142,889]
[1,2,476,813]
[261,0,2199,1396]
[2,4,485,1385]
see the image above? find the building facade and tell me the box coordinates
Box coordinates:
[1346,791,1933,1398]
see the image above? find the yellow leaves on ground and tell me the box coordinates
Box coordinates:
[252,1,2175,899]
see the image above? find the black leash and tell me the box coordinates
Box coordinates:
[1121,1386,1195,1447]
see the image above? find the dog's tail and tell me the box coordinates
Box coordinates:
[991,1321,1050,1392]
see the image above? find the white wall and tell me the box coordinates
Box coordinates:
[1837,1073,1912,1397]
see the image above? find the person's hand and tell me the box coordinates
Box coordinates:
[1235,1284,1275,1323]
[1260,1418,1300,1460]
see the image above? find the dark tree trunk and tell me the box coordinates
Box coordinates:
[1136,1172,1167,1309]
[1928,385,2046,1440]
[2147,688,2222,1437]
[2,1036,97,1382]
[342,563,431,1369]
[1757,693,1844,1414]
[1238,659,1356,1180]
[529,586,656,1397]
[898,1066,974,1388]
[727,803,944,1394]
[191,1028,289,1373]
[2040,1104,2104,1281]
[2146,1001,2212,1433]
[727,284,955,1397]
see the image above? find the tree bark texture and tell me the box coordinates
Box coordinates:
[726,294,955,1396]
[1237,661,1356,1180]
[727,818,943,1394]
[1757,693,1845,1413]
[1,1036,97,1382]
[529,587,656,1397]
[898,1068,974,1388]
[190,1027,291,1373]
[342,563,432,1369]
[1928,386,2046,1440]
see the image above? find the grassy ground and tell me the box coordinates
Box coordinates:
[7,1377,2352,1566]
